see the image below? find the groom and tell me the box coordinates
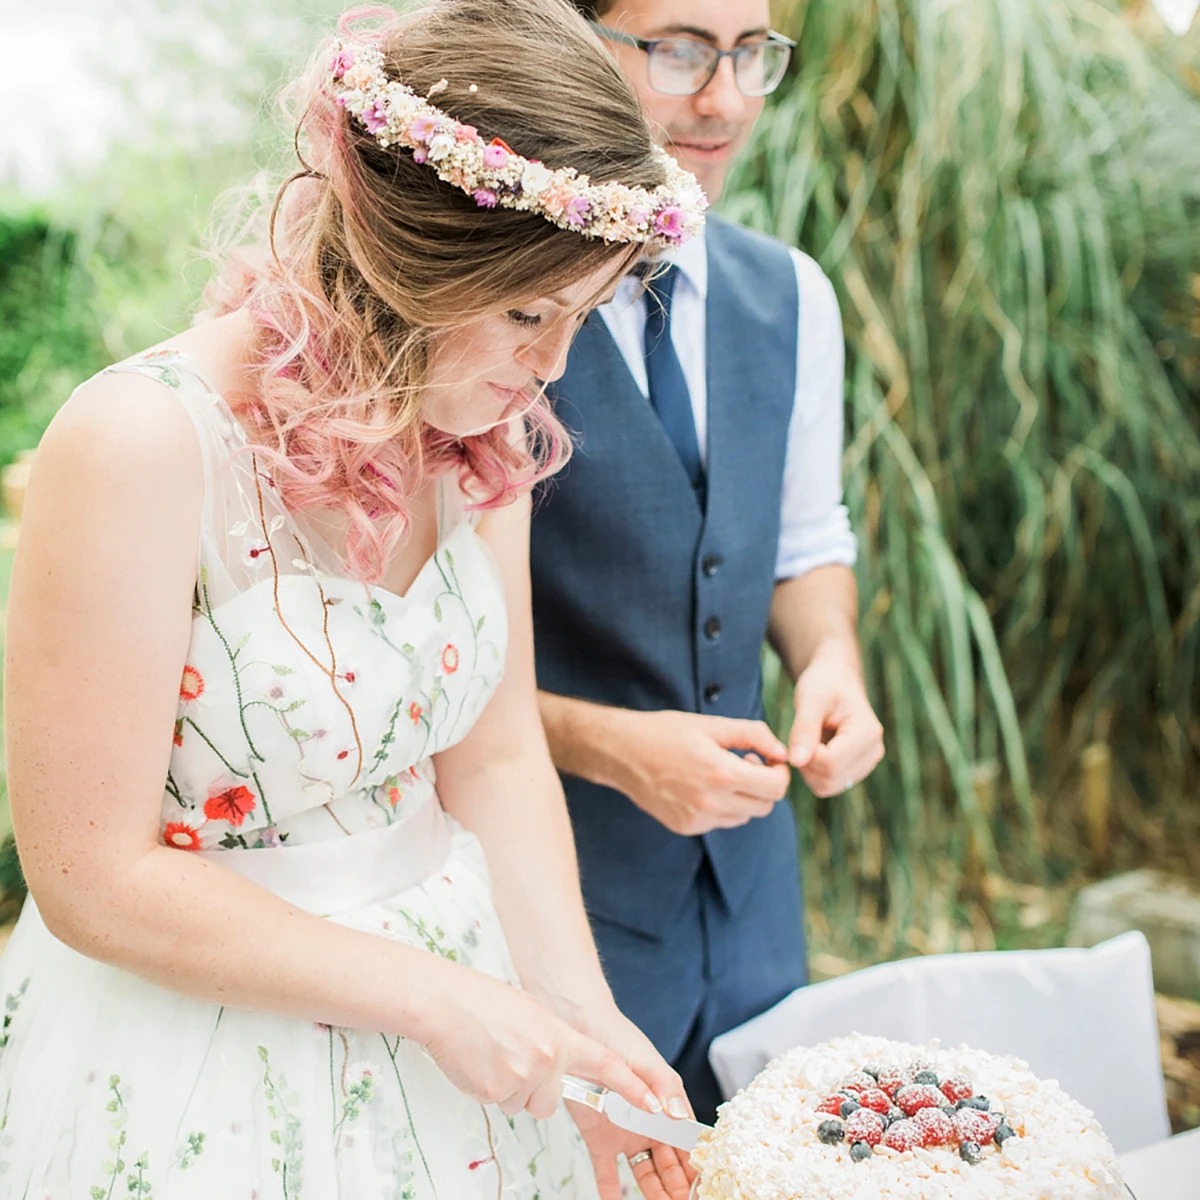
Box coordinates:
[531,0,885,1122]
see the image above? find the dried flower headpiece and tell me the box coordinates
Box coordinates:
[328,39,707,247]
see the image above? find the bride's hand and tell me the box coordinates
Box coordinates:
[566,1102,696,1200]
[419,965,671,1121]
[560,1002,698,1200]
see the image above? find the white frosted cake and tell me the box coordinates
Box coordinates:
[690,1034,1126,1200]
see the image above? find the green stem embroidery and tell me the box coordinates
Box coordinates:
[200,578,265,763]
[258,1046,303,1200]
[164,771,185,808]
[380,1035,439,1200]
[89,1076,128,1200]
[250,768,273,827]
[183,717,250,780]
[176,1132,205,1170]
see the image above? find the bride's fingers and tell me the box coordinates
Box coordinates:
[525,1074,564,1121]
[629,1149,669,1200]
[681,1148,699,1185]
[651,1144,694,1199]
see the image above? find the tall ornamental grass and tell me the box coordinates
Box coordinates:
[728,0,1200,963]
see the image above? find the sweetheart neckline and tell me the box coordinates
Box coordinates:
[121,349,492,608]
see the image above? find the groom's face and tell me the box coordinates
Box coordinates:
[594,0,772,200]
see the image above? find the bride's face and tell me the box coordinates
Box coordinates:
[422,261,626,439]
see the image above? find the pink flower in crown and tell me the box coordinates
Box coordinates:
[654,205,685,240]
[362,99,389,134]
[483,142,509,170]
[455,123,480,144]
[330,48,355,78]
[473,189,498,208]
[540,180,575,219]
[628,204,651,228]
[412,148,428,164]
[408,113,438,144]
[565,195,593,227]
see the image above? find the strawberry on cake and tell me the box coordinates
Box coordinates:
[689,1033,1126,1199]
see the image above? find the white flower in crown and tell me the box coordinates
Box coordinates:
[520,162,554,197]
[326,38,707,248]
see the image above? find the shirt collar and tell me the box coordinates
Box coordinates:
[607,228,710,312]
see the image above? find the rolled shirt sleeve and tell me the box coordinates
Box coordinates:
[775,248,858,581]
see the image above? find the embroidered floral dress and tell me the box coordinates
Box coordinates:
[0,352,599,1200]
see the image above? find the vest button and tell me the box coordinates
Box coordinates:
[704,616,722,641]
[703,681,723,704]
[702,554,723,577]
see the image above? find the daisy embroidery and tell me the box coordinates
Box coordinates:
[180,666,205,703]
[163,822,203,852]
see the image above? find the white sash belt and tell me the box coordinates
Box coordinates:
[199,796,452,917]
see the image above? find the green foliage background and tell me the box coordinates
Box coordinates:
[0,0,1197,967]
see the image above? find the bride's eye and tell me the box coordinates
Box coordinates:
[507,309,542,328]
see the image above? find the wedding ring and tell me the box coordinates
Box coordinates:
[627,1150,653,1169]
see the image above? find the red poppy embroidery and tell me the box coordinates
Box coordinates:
[180,666,205,702]
[164,822,202,851]
[204,785,257,826]
[408,701,423,724]
[388,786,402,808]
[441,644,459,674]
[337,750,350,760]
[468,1157,496,1171]
[173,719,184,748]
[341,670,357,684]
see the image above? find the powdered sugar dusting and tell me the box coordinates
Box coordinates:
[690,1034,1126,1200]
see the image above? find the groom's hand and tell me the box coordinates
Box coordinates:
[787,645,884,798]
[615,710,791,837]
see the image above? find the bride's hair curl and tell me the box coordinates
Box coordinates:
[203,0,669,580]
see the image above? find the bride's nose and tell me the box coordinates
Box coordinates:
[515,319,576,385]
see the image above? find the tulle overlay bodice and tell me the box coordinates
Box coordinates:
[155,347,507,853]
[0,352,600,1199]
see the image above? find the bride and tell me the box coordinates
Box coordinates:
[0,2,707,1197]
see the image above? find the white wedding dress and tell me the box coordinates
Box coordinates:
[0,351,600,1199]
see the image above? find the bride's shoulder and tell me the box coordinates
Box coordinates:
[51,363,202,467]
[35,364,206,517]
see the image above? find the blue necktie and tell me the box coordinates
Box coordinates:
[641,265,705,497]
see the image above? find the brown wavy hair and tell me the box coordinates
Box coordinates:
[204,0,665,579]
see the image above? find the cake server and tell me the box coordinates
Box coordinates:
[561,1075,711,1152]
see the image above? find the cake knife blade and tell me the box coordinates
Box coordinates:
[561,1075,711,1152]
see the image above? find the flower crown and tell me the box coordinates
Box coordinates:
[328,39,707,247]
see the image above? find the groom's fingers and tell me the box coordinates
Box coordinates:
[722,754,791,801]
[709,716,789,762]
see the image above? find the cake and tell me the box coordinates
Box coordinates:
[689,1034,1126,1200]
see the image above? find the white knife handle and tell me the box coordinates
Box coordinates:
[561,1074,608,1112]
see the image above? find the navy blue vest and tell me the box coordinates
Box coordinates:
[530,217,804,1043]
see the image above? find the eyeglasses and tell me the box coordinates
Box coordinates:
[589,22,795,98]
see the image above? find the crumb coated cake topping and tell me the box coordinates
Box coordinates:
[689,1034,1126,1200]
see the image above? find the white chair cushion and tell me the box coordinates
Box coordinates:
[708,931,1168,1154]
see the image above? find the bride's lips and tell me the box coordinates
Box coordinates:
[489,382,533,415]
[490,383,521,398]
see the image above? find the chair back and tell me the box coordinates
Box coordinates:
[707,932,1168,1154]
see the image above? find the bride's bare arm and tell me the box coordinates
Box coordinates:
[6,373,657,1117]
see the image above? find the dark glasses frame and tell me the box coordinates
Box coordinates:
[589,21,796,98]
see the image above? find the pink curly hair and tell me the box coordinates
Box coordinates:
[202,1,665,579]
